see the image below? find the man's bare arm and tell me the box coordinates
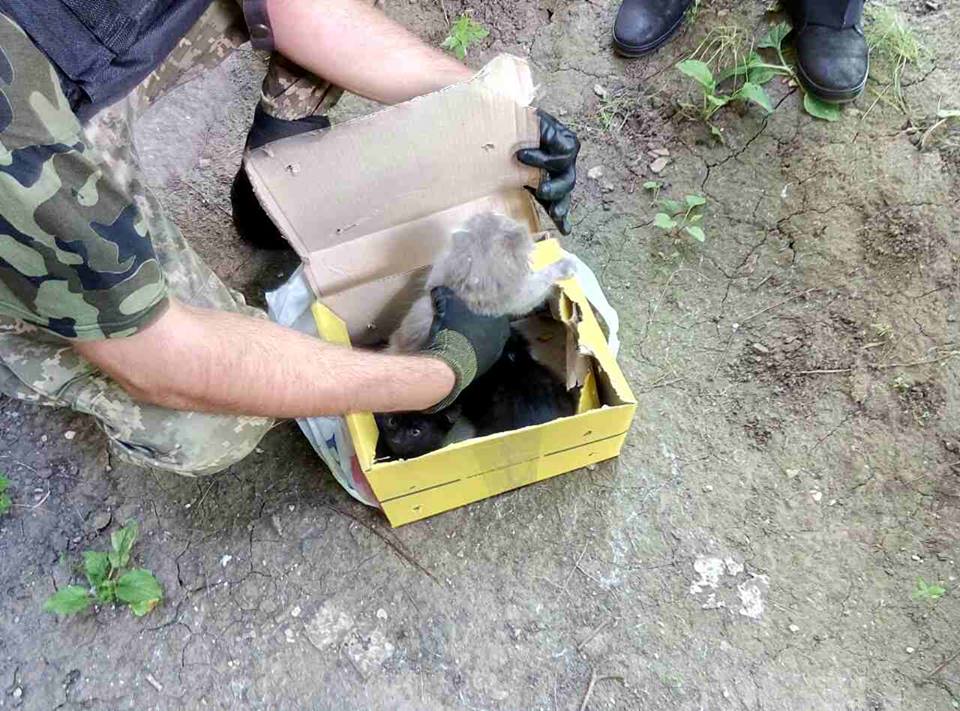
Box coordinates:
[267,0,473,105]
[73,299,455,417]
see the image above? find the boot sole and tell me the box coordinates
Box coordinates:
[613,12,687,58]
[795,57,869,104]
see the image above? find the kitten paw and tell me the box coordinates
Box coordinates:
[551,257,578,282]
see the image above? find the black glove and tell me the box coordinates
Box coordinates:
[516,109,580,235]
[421,287,510,411]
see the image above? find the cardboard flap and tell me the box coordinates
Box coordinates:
[244,54,541,265]
[308,189,540,297]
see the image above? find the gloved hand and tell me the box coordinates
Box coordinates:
[516,109,580,235]
[421,286,510,412]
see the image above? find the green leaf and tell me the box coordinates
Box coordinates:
[83,551,110,588]
[439,36,464,60]
[44,586,92,616]
[117,569,162,614]
[96,580,118,604]
[757,22,791,50]
[709,124,724,141]
[685,194,706,208]
[660,199,683,215]
[688,213,704,223]
[111,520,138,569]
[441,15,488,60]
[913,576,946,601]
[643,180,662,190]
[803,93,842,121]
[706,93,729,109]
[684,225,707,242]
[676,60,716,92]
[737,82,774,113]
[653,213,678,230]
[748,66,778,85]
[128,599,159,617]
[0,474,9,515]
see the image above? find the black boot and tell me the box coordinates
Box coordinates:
[231,105,331,250]
[786,0,869,103]
[613,0,693,57]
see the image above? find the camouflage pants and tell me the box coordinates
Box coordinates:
[0,0,359,475]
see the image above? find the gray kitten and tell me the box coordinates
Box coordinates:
[389,212,576,352]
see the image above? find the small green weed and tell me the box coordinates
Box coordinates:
[650,189,708,243]
[676,57,774,136]
[865,5,927,114]
[44,520,162,618]
[595,91,636,133]
[675,21,841,136]
[643,180,663,202]
[0,474,10,517]
[890,374,910,393]
[440,15,489,60]
[913,576,946,602]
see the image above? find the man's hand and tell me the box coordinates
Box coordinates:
[421,287,511,411]
[73,299,457,418]
[516,109,580,235]
[269,0,473,105]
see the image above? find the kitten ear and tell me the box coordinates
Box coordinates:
[442,404,462,424]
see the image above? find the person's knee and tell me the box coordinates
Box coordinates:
[105,411,273,476]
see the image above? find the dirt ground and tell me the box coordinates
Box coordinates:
[2,0,959,709]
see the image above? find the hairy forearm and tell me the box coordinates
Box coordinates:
[267,0,473,104]
[74,300,454,417]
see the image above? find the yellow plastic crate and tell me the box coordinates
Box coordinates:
[311,240,637,526]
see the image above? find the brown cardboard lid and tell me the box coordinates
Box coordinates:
[244,54,542,292]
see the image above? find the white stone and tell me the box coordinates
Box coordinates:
[649,157,669,174]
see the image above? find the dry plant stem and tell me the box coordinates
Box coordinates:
[577,617,614,651]
[794,350,958,376]
[322,505,440,584]
[579,670,625,711]
[741,288,819,324]
[926,649,960,680]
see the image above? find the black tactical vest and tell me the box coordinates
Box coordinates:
[0,0,213,121]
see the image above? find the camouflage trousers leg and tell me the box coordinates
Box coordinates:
[0,2,265,476]
[0,0,375,474]
[0,94,273,476]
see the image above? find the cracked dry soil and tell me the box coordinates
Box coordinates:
[2,1,959,709]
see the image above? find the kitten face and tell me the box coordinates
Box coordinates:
[427,212,534,315]
[375,411,458,459]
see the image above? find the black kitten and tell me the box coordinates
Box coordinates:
[374,408,461,460]
[375,330,575,460]
[459,330,575,437]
